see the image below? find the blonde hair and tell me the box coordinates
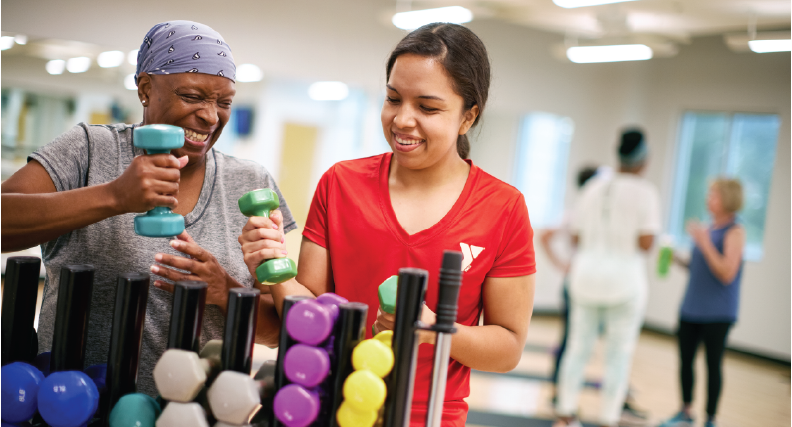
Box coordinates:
[712,178,743,213]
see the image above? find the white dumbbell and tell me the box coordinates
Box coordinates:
[153,340,222,402]
[156,401,210,427]
[208,360,276,425]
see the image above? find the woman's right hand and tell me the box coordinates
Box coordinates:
[109,153,187,214]
[238,208,288,282]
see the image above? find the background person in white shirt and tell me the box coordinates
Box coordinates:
[554,129,661,427]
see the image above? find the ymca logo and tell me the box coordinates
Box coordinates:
[460,243,485,272]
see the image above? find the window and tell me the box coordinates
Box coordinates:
[512,112,575,229]
[669,111,781,260]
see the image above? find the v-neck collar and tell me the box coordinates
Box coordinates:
[378,152,478,247]
[129,123,217,228]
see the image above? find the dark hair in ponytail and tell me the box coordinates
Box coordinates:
[386,23,491,159]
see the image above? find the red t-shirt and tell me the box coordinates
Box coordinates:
[303,153,536,427]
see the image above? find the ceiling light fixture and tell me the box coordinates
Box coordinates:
[567,44,652,63]
[98,50,125,68]
[392,6,473,30]
[128,49,139,65]
[308,82,349,101]
[236,64,263,82]
[1,36,15,50]
[553,0,638,8]
[14,35,27,45]
[46,59,66,75]
[124,74,137,90]
[748,39,791,53]
[66,56,91,73]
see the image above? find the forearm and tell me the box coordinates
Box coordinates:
[255,294,281,347]
[2,183,121,252]
[265,277,317,318]
[446,323,526,373]
[698,241,732,283]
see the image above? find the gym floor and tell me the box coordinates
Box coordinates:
[10,281,790,427]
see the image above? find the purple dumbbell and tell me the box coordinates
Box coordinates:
[37,370,99,427]
[1,362,45,423]
[285,294,348,346]
[283,344,330,388]
[273,384,320,427]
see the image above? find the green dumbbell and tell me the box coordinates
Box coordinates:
[133,124,185,237]
[238,188,297,285]
[372,275,398,335]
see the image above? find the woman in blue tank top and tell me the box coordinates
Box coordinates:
[658,179,745,427]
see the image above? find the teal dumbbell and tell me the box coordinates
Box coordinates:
[133,124,185,237]
[238,189,297,285]
[109,393,161,427]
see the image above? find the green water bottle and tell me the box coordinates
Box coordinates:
[657,235,674,278]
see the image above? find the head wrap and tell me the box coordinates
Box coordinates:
[618,129,648,166]
[135,20,236,85]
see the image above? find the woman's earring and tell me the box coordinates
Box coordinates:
[141,100,147,105]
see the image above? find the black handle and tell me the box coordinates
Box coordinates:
[102,272,150,425]
[1,256,41,366]
[50,264,95,373]
[328,302,368,427]
[434,251,463,332]
[222,288,260,374]
[167,280,207,352]
[383,268,428,427]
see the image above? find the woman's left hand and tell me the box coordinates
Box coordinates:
[373,304,438,345]
[151,230,238,311]
[686,220,709,248]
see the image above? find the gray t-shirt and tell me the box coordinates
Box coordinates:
[29,123,296,396]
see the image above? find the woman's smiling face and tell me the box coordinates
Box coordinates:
[381,53,478,170]
[138,72,236,166]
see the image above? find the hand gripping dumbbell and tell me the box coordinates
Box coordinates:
[133,124,185,237]
[156,401,209,427]
[109,393,161,427]
[153,340,222,402]
[237,189,297,285]
[207,360,276,425]
[1,362,45,423]
[373,276,398,335]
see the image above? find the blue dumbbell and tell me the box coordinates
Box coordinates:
[37,371,99,427]
[1,362,45,423]
[108,393,160,427]
[84,364,107,396]
[132,124,185,237]
[32,352,51,377]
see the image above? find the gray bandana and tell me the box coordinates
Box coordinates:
[135,20,236,84]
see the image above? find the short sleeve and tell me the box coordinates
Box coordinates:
[303,166,334,249]
[638,183,662,234]
[27,124,91,192]
[488,193,537,277]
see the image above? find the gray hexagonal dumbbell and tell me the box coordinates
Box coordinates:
[156,401,210,427]
[153,340,222,402]
[208,360,276,425]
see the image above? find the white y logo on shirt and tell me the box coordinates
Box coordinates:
[460,243,485,272]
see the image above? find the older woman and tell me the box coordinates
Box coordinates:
[0,21,294,396]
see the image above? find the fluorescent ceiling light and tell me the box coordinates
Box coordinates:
[392,6,472,30]
[567,44,652,63]
[128,49,139,65]
[67,56,91,73]
[1,36,15,50]
[553,0,637,8]
[309,81,349,101]
[14,35,27,45]
[124,74,137,90]
[98,50,125,68]
[236,64,263,82]
[46,59,66,75]
[748,39,791,53]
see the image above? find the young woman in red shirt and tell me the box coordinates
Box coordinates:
[239,23,537,426]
